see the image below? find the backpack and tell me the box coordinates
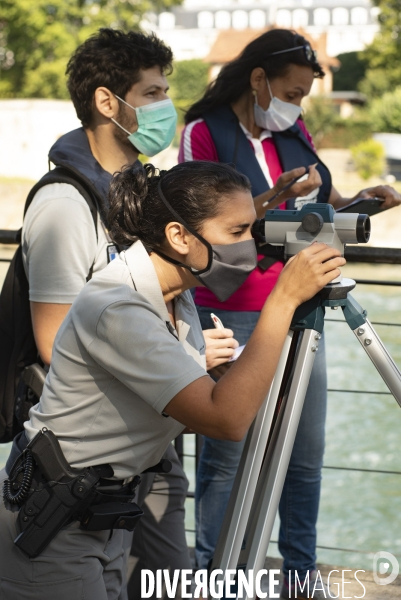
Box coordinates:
[0,166,100,443]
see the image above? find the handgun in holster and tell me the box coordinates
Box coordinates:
[4,428,143,558]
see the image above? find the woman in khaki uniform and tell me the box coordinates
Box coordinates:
[0,160,345,599]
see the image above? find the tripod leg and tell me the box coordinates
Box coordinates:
[352,318,401,407]
[211,332,294,573]
[239,329,320,600]
[342,294,401,407]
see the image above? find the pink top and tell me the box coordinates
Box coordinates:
[178,118,315,311]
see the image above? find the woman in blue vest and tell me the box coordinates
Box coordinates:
[179,28,401,598]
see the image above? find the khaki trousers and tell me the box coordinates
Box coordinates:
[0,468,128,600]
[128,443,192,599]
[0,443,191,600]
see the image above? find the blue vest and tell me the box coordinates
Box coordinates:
[202,105,332,210]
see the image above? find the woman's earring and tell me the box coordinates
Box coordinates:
[252,89,258,97]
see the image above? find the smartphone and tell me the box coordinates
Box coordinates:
[336,197,385,216]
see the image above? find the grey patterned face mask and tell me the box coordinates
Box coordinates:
[153,182,257,302]
[190,239,257,301]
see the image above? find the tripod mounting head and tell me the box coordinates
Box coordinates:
[253,203,370,283]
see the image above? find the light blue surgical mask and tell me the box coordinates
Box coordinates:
[112,95,177,157]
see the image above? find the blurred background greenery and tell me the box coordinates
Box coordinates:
[0,0,183,99]
[1,0,401,158]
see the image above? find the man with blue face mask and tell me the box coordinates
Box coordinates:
[19,28,237,599]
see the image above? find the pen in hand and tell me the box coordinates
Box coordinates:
[262,165,313,208]
[211,313,225,329]
[210,313,245,363]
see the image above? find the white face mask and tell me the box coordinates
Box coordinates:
[254,78,302,132]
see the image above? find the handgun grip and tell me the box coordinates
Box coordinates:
[22,364,46,399]
[29,429,81,482]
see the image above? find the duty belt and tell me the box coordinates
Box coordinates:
[2,428,143,558]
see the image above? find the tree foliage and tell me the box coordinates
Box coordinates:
[168,59,209,125]
[333,52,368,92]
[369,87,401,133]
[358,68,392,98]
[358,0,401,97]
[0,0,182,99]
[350,138,385,180]
[303,96,338,149]
[302,97,375,149]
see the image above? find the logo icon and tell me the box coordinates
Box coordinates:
[373,551,399,585]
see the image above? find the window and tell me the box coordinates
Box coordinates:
[276,9,292,28]
[332,7,348,26]
[197,11,214,28]
[232,10,248,30]
[186,0,209,6]
[158,12,175,29]
[249,9,266,29]
[314,7,330,26]
[215,10,231,29]
[351,7,368,25]
[292,9,308,28]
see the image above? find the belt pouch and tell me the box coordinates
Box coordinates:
[80,501,143,531]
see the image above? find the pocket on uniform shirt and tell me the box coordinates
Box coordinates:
[0,576,84,600]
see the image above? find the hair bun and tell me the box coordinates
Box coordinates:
[107,163,155,245]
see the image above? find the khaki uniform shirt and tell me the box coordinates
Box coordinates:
[22,183,109,303]
[25,241,207,479]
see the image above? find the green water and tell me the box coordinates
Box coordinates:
[1,263,400,572]
[315,270,401,571]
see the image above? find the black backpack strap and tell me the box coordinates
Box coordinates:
[0,167,106,442]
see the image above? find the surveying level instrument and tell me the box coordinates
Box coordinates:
[211,204,401,600]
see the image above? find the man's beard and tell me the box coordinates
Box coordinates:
[113,104,140,154]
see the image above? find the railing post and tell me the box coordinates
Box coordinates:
[174,434,184,465]
[196,434,204,471]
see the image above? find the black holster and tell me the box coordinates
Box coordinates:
[3,428,143,558]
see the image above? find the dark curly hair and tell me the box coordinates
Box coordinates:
[66,28,173,128]
[185,29,324,124]
[107,161,251,248]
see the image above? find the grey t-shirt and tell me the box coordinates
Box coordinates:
[22,183,109,303]
[25,241,207,479]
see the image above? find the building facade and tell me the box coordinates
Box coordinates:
[143,0,379,61]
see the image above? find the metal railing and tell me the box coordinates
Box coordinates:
[170,247,401,464]
[172,249,401,555]
[0,230,19,244]
[1,232,401,558]
[2,230,401,265]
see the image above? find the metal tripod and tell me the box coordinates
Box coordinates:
[211,278,401,600]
